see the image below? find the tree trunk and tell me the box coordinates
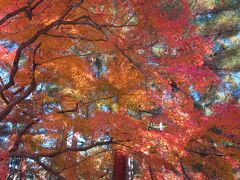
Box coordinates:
[112,150,128,180]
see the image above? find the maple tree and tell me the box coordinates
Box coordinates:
[0,0,239,179]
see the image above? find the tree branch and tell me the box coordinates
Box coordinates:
[0,0,46,25]
[10,140,116,158]
[0,44,41,121]
[0,1,84,94]
[33,158,65,180]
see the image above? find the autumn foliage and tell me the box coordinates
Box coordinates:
[0,0,239,179]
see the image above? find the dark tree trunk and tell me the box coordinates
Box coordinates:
[112,150,128,180]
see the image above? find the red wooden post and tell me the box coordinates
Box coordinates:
[112,150,128,180]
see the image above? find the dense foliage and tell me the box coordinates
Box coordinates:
[0,0,239,179]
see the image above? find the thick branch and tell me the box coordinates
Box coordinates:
[0,1,84,94]
[10,140,115,158]
[0,6,28,25]
[0,0,45,25]
[0,44,41,121]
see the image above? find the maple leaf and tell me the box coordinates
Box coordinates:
[0,0,238,179]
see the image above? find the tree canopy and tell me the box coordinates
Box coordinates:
[0,0,239,179]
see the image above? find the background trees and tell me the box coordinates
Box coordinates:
[0,0,239,179]
[191,0,240,103]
